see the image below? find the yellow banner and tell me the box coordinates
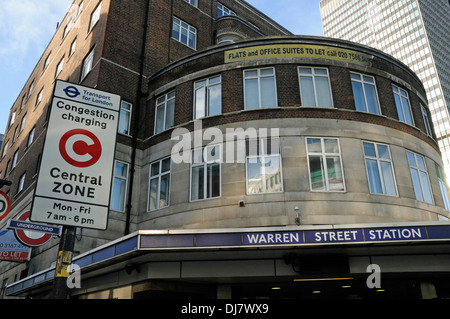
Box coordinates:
[225,44,372,65]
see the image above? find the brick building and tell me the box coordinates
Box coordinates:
[1,0,450,300]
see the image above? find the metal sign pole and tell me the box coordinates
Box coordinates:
[52,226,76,299]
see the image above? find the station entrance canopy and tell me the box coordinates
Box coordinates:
[5,222,450,297]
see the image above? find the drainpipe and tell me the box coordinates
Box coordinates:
[125,0,151,235]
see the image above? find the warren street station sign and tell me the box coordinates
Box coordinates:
[30,81,120,230]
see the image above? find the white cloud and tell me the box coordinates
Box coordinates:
[0,0,72,66]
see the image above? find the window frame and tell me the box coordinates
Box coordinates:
[393,85,414,126]
[306,137,346,192]
[19,114,26,133]
[35,88,43,107]
[246,138,283,195]
[80,49,95,82]
[407,151,434,204]
[27,126,36,148]
[17,172,26,195]
[154,91,175,135]
[363,141,398,196]
[244,67,278,110]
[193,75,222,119]
[436,163,450,211]
[184,0,198,7]
[89,1,102,32]
[217,3,237,18]
[190,144,222,202]
[298,67,334,108]
[172,17,197,49]
[118,101,132,136]
[350,72,381,114]
[147,157,171,211]
[421,104,433,137]
[110,160,129,212]
[11,149,19,170]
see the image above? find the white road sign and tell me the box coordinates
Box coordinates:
[30,80,121,230]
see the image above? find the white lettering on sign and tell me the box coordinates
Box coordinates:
[314,230,359,242]
[246,232,300,244]
[368,228,423,240]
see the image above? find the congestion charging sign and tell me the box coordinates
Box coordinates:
[30,80,121,230]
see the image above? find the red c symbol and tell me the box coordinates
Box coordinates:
[59,129,102,168]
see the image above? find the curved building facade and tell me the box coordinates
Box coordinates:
[138,36,448,231]
[3,1,450,300]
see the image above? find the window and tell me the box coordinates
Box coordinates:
[19,114,26,133]
[351,73,380,114]
[246,138,282,194]
[217,34,242,44]
[44,54,51,70]
[111,161,129,212]
[12,127,18,144]
[194,76,221,119]
[217,3,236,17]
[148,157,171,211]
[191,145,221,201]
[155,91,175,134]
[11,150,19,170]
[298,67,333,108]
[393,85,414,125]
[20,96,26,110]
[9,112,15,128]
[436,163,450,211]
[172,17,196,49]
[27,81,34,98]
[70,38,77,56]
[17,173,26,194]
[77,1,84,18]
[89,2,102,32]
[4,159,10,177]
[244,68,277,110]
[81,49,94,81]
[363,142,397,196]
[35,89,43,106]
[407,151,433,204]
[306,137,345,192]
[55,58,64,78]
[184,0,198,7]
[27,126,35,147]
[118,101,132,135]
[421,105,433,137]
[1,141,9,158]
[63,18,72,39]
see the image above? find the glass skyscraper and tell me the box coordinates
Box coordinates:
[320,0,450,178]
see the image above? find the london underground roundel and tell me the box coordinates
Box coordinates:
[0,191,11,222]
[15,211,53,247]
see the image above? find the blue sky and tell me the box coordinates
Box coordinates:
[0,0,323,134]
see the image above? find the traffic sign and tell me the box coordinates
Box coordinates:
[30,80,121,230]
[0,190,11,221]
[59,129,102,168]
[14,211,54,247]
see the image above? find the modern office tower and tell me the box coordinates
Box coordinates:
[1,0,450,300]
[320,0,450,179]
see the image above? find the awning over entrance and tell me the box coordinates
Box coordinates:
[6,222,450,298]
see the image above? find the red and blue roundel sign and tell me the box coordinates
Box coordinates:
[15,211,53,247]
[0,191,11,222]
